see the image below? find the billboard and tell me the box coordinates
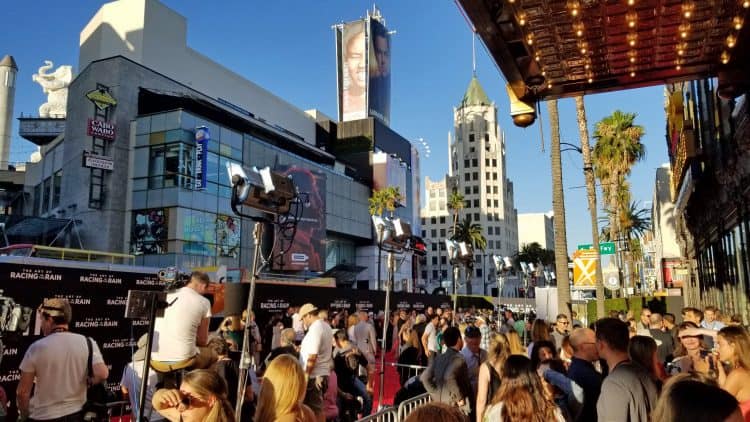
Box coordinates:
[216,215,241,258]
[338,20,368,122]
[368,19,391,125]
[271,166,326,272]
[195,126,209,190]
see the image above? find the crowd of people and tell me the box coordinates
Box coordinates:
[11,271,750,422]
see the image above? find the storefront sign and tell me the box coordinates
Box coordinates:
[195,126,209,190]
[82,151,114,171]
[87,119,116,141]
[85,88,117,111]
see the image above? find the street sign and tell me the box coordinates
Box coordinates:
[577,242,616,255]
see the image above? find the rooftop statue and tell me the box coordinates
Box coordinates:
[32,60,73,118]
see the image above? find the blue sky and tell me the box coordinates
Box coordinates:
[2,1,669,254]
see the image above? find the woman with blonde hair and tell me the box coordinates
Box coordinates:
[483,355,565,422]
[651,372,743,422]
[716,326,750,420]
[152,369,235,422]
[254,354,315,422]
[476,333,511,422]
[504,330,526,356]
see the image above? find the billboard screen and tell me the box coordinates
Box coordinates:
[131,208,168,254]
[338,21,368,122]
[368,19,391,125]
[271,166,327,272]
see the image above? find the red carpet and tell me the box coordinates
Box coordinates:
[371,349,401,410]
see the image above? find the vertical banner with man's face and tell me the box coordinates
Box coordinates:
[271,166,327,272]
[368,19,391,125]
[337,21,368,122]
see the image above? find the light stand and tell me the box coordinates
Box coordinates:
[377,251,395,411]
[235,222,263,420]
[226,162,300,422]
[446,240,472,321]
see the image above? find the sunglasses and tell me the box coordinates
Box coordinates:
[679,335,702,340]
[179,394,208,409]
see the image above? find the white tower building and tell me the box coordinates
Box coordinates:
[420,76,519,295]
[0,55,17,169]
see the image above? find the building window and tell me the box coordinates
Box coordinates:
[432,256,438,265]
[485,133,490,143]
[52,170,62,209]
[422,230,426,237]
[464,173,471,181]
[431,229,437,237]
[473,186,479,194]
[488,214,493,221]
[431,217,437,224]
[488,227,493,235]
[431,243,437,251]
[421,218,426,225]
[472,158,478,167]
[33,183,41,215]
[492,159,497,166]
[464,159,470,168]
[432,270,438,279]
[488,240,494,248]
[469,134,475,142]
[494,200,499,207]
[148,143,194,189]
[473,199,479,207]
[472,172,478,180]
[465,200,470,208]
[440,229,446,237]
[465,186,471,195]
[487,199,492,207]
[41,177,51,213]
[477,268,483,277]
[486,186,491,193]
[441,256,447,265]
[493,172,498,180]
[486,172,490,180]
[485,159,490,166]
[422,270,428,280]
[439,216,446,224]
[474,213,480,221]
[493,186,498,194]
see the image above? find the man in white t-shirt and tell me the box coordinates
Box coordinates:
[17,298,109,421]
[298,303,333,422]
[151,271,215,370]
[121,335,164,422]
[421,313,440,362]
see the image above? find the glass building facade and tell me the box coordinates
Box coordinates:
[129,109,370,271]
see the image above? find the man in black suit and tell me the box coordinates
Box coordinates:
[420,326,473,417]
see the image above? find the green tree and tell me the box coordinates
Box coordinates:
[368,186,402,217]
[592,110,646,245]
[516,242,555,267]
[576,95,606,319]
[450,216,486,295]
[548,100,571,318]
[447,190,465,235]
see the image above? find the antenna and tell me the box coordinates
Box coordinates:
[472,33,477,76]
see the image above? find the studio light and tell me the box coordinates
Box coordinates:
[226,163,296,215]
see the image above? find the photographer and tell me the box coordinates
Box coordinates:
[151,272,216,370]
[17,298,109,421]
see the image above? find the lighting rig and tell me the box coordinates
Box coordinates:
[445,239,473,317]
[226,162,302,421]
[371,214,414,410]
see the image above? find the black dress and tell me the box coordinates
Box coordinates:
[485,362,501,404]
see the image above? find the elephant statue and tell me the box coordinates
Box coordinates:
[32,60,73,118]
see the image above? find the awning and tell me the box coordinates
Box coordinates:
[321,264,367,286]
[3,217,79,243]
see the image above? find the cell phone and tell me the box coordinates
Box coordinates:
[699,349,711,358]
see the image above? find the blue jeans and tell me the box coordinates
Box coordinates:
[352,377,372,416]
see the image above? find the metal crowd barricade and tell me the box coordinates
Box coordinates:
[385,362,427,384]
[357,407,399,422]
[106,400,131,422]
[396,393,432,421]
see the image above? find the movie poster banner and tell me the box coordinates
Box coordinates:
[337,20,368,122]
[0,261,164,420]
[368,18,391,125]
[131,208,168,254]
[271,166,326,272]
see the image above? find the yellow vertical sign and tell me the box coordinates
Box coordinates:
[573,249,599,287]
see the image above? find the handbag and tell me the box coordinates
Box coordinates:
[82,337,109,422]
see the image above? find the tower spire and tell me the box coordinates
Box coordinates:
[472,33,477,76]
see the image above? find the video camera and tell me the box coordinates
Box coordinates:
[0,291,32,333]
[157,267,191,291]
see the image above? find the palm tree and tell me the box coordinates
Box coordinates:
[548,100,571,318]
[599,201,651,241]
[592,111,646,246]
[368,186,403,290]
[516,242,555,267]
[451,216,486,295]
[575,95,605,318]
[447,190,465,235]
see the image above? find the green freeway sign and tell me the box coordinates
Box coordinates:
[577,242,616,255]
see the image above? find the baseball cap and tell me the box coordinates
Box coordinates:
[299,303,318,318]
[39,298,72,323]
[465,325,481,338]
[132,334,149,361]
